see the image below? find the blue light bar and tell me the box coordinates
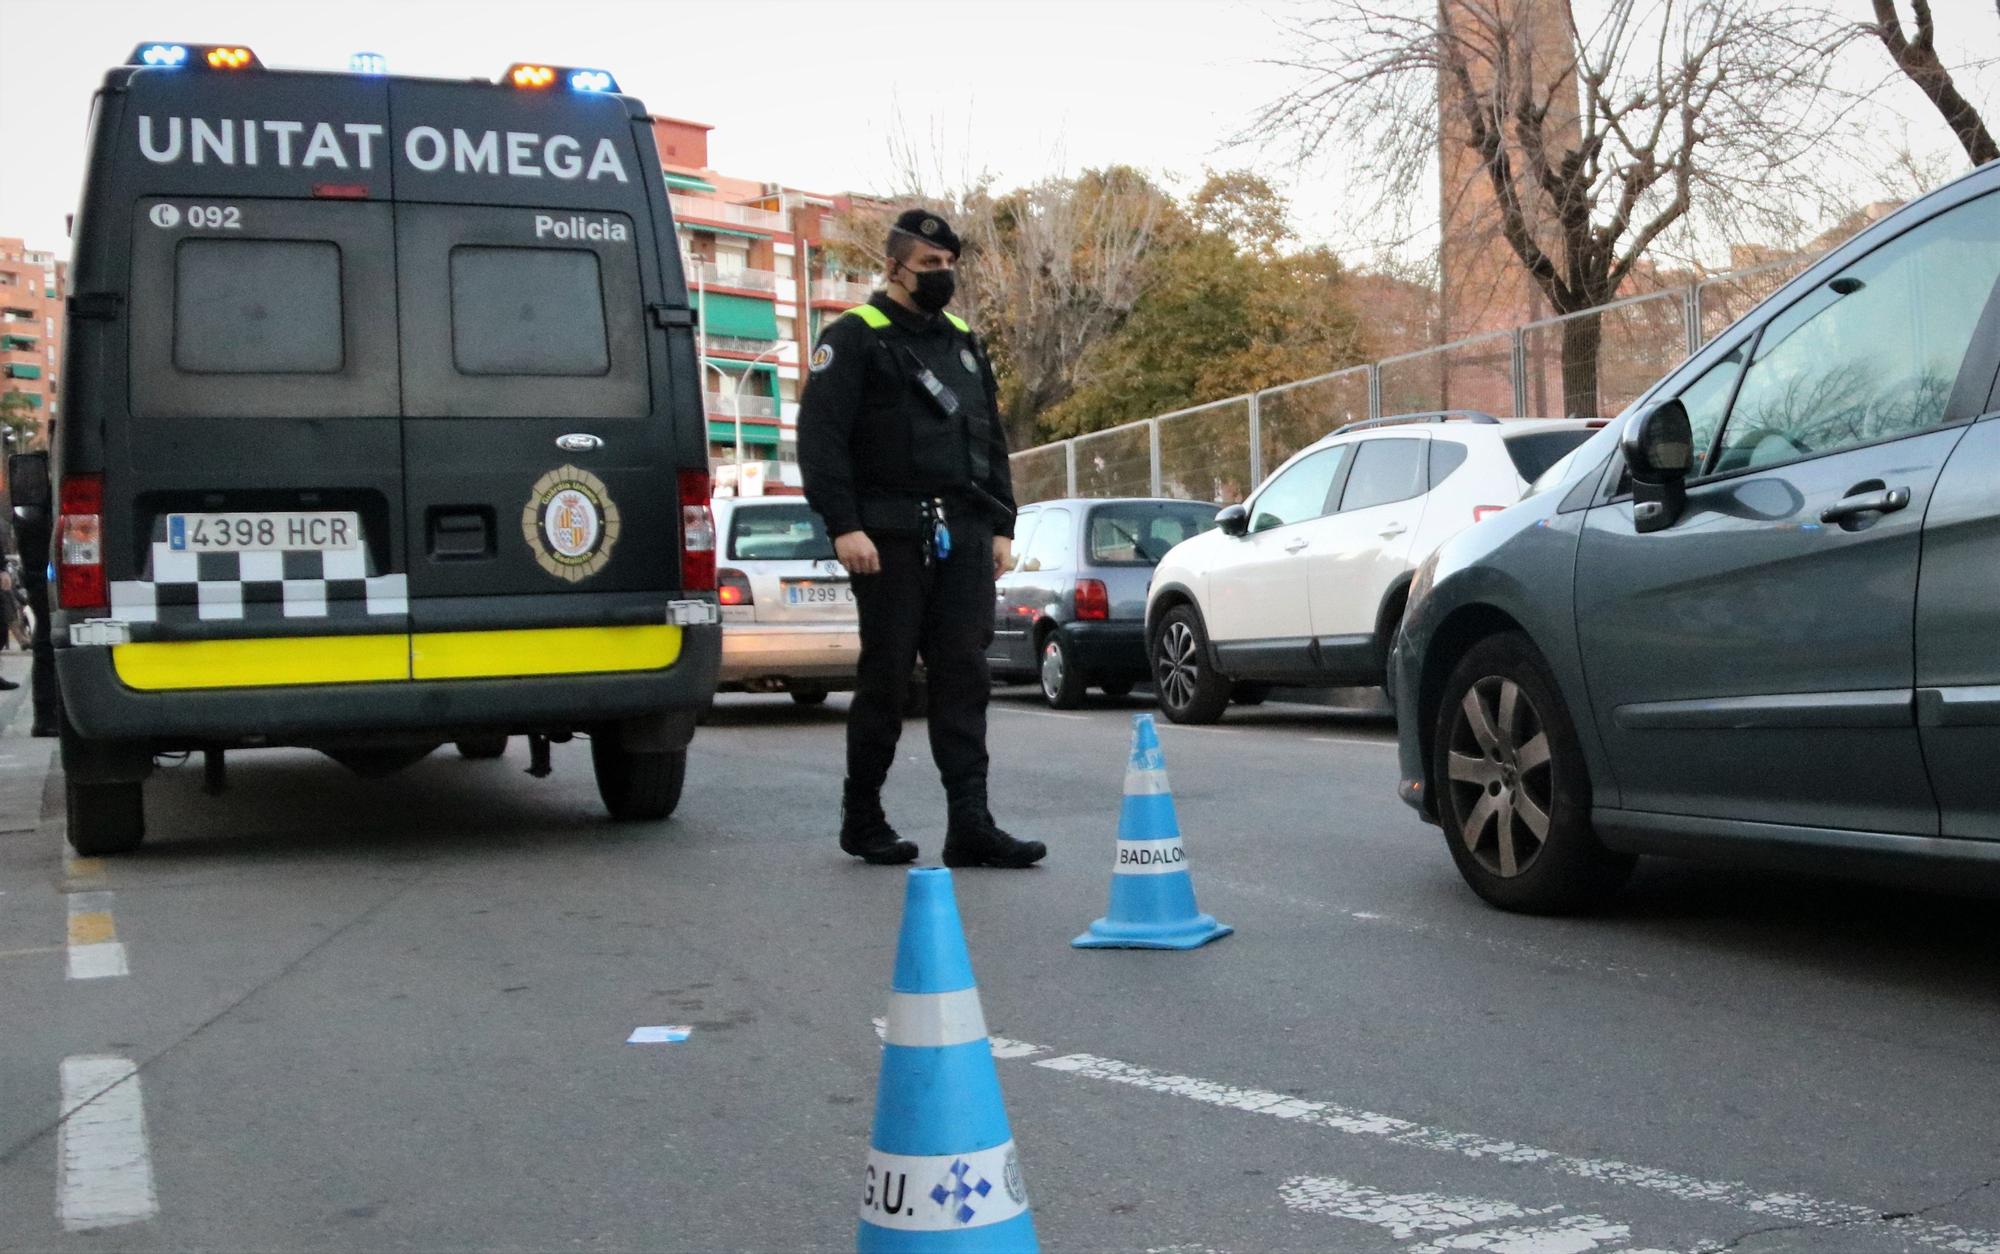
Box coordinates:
[568,68,617,93]
[350,51,388,75]
[140,43,189,67]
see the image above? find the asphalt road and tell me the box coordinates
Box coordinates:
[5,659,2000,1252]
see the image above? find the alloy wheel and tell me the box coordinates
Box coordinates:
[1155,620,1199,712]
[1444,676,1554,878]
[1040,638,1066,701]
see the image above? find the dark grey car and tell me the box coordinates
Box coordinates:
[1393,161,2000,913]
[989,498,1221,708]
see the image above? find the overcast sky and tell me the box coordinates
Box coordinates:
[3,0,1997,265]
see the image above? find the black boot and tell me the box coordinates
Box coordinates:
[839,783,918,865]
[942,789,1045,869]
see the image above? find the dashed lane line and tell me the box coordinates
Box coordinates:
[57,1055,157,1232]
[66,891,128,980]
[867,1018,2000,1254]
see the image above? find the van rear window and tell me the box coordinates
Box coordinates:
[728,503,835,561]
[174,239,343,374]
[449,247,609,377]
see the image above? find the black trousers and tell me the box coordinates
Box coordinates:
[26,576,54,727]
[847,522,995,806]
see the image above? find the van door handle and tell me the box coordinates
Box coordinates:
[1378,522,1408,539]
[1284,538,1310,554]
[1820,487,1910,525]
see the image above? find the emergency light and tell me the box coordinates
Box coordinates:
[128,43,262,71]
[504,63,620,93]
[349,51,388,75]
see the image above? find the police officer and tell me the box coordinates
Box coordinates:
[798,209,1045,869]
[7,451,54,733]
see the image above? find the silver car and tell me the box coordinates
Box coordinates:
[711,498,859,706]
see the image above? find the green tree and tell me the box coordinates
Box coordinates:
[0,391,38,451]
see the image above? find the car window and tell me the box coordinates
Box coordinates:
[1250,446,1346,533]
[1711,191,2000,475]
[1021,506,1073,571]
[174,240,343,374]
[1086,502,1220,564]
[727,503,834,561]
[1675,347,1747,476]
[1429,440,1469,487]
[1339,438,1426,511]
[1007,510,1041,573]
[1502,430,1593,483]
[450,247,610,377]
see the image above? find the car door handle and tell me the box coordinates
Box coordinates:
[1378,522,1408,539]
[1284,538,1310,554]
[1820,487,1910,524]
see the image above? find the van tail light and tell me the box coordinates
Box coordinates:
[1473,505,1507,524]
[716,568,752,606]
[58,473,107,611]
[679,469,716,593]
[1074,578,1110,622]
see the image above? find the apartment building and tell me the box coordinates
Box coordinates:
[650,116,882,495]
[0,239,65,450]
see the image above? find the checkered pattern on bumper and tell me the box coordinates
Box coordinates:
[108,544,408,624]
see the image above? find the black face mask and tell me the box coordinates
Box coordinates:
[905,268,956,313]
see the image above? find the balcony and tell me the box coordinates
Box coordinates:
[807,277,875,306]
[670,194,788,234]
[704,333,785,356]
[702,390,779,419]
[689,262,778,294]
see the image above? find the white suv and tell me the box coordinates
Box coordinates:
[1144,411,1601,723]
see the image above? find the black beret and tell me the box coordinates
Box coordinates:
[890,208,961,258]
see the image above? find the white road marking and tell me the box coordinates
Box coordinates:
[991,706,1089,722]
[1027,1051,2000,1254]
[1308,735,1398,749]
[58,1056,158,1231]
[66,891,128,981]
[1279,1176,1648,1252]
[67,944,130,980]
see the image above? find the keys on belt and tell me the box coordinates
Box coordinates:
[921,497,953,567]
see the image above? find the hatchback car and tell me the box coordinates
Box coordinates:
[989,497,1221,708]
[712,497,857,705]
[1145,412,1599,723]
[1394,163,2000,913]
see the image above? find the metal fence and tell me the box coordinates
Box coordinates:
[1008,253,1820,502]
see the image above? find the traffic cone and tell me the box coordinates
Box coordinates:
[858,868,1038,1252]
[1072,713,1233,950]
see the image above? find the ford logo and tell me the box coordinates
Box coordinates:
[555,433,604,452]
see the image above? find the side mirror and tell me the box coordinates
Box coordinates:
[6,451,51,518]
[1622,400,1692,534]
[1215,503,1249,537]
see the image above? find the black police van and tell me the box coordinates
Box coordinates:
[49,44,720,854]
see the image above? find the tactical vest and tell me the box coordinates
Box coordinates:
[841,304,995,490]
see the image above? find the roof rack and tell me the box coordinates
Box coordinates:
[1330,410,1502,438]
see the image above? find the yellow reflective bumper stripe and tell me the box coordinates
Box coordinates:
[113,634,409,691]
[111,626,683,690]
[410,625,682,680]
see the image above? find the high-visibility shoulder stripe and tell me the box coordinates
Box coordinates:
[944,312,970,333]
[844,304,891,328]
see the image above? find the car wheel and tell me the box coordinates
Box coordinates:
[1432,632,1633,914]
[1151,606,1231,724]
[66,777,145,856]
[1099,678,1135,698]
[1231,682,1272,706]
[1039,630,1088,709]
[454,736,509,760]
[791,687,829,707]
[591,733,687,821]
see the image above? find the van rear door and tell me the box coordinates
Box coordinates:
[116,73,407,673]
[387,81,685,680]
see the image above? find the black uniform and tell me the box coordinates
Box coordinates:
[798,290,1036,863]
[17,507,55,735]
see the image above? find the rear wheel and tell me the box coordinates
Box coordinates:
[1432,632,1633,914]
[1039,630,1087,709]
[454,736,508,760]
[591,731,687,821]
[66,778,145,857]
[1151,605,1231,724]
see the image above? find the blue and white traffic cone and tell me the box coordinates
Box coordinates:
[858,868,1037,1252]
[1072,713,1233,950]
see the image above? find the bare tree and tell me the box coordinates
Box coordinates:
[1253,0,1842,416]
[1863,0,1998,166]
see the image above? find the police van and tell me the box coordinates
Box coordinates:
[50,44,721,854]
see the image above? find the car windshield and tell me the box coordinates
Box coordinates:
[1503,429,1595,484]
[1086,501,1221,564]
[727,503,835,561]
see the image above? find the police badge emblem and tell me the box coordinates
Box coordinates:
[523,465,621,582]
[959,347,978,374]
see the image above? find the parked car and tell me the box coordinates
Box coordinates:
[712,497,858,706]
[1393,163,2000,913]
[1144,412,1600,724]
[989,497,1223,708]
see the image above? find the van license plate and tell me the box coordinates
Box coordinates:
[783,579,854,606]
[167,512,361,553]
